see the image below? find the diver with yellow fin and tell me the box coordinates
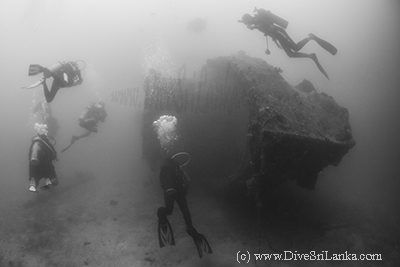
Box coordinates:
[239,7,337,79]
[24,61,84,102]
[157,153,213,258]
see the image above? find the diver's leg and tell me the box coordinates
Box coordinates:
[41,165,58,190]
[293,37,312,51]
[61,129,92,153]
[273,32,303,58]
[42,68,52,79]
[48,165,58,186]
[85,118,97,125]
[77,130,91,139]
[28,166,39,192]
[83,118,98,133]
[281,44,310,59]
[29,162,43,192]
[278,30,319,51]
[309,53,330,80]
[44,81,60,103]
[281,41,330,80]
[273,28,309,52]
[42,81,52,103]
[29,177,37,192]
[61,136,77,153]
[157,207,168,224]
[164,193,175,216]
[279,34,313,59]
[52,72,68,87]
[176,192,193,228]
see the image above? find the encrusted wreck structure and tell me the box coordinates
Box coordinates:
[142,52,355,192]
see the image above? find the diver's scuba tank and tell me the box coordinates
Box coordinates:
[30,139,42,166]
[79,107,90,124]
[255,8,289,29]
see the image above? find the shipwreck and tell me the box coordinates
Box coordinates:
[141,52,355,195]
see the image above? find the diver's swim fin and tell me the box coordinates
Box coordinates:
[40,185,51,190]
[61,136,79,153]
[40,178,52,190]
[158,218,175,247]
[310,34,337,55]
[29,64,45,76]
[310,53,330,80]
[22,78,45,89]
[186,227,213,258]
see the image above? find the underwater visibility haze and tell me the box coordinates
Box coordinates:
[0,0,399,266]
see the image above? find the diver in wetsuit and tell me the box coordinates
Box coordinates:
[240,8,337,79]
[158,157,193,230]
[28,132,59,192]
[28,61,83,102]
[157,156,212,258]
[61,102,107,153]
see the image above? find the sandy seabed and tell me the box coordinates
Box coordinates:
[0,168,398,267]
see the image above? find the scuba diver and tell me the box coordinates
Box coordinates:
[28,124,58,192]
[157,154,212,258]
[61,101,107,153]
[25,61,84,102]
[239,7,337,80]
[31,101,60,138]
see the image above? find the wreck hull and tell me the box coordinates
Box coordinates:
[142,53,355,189]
